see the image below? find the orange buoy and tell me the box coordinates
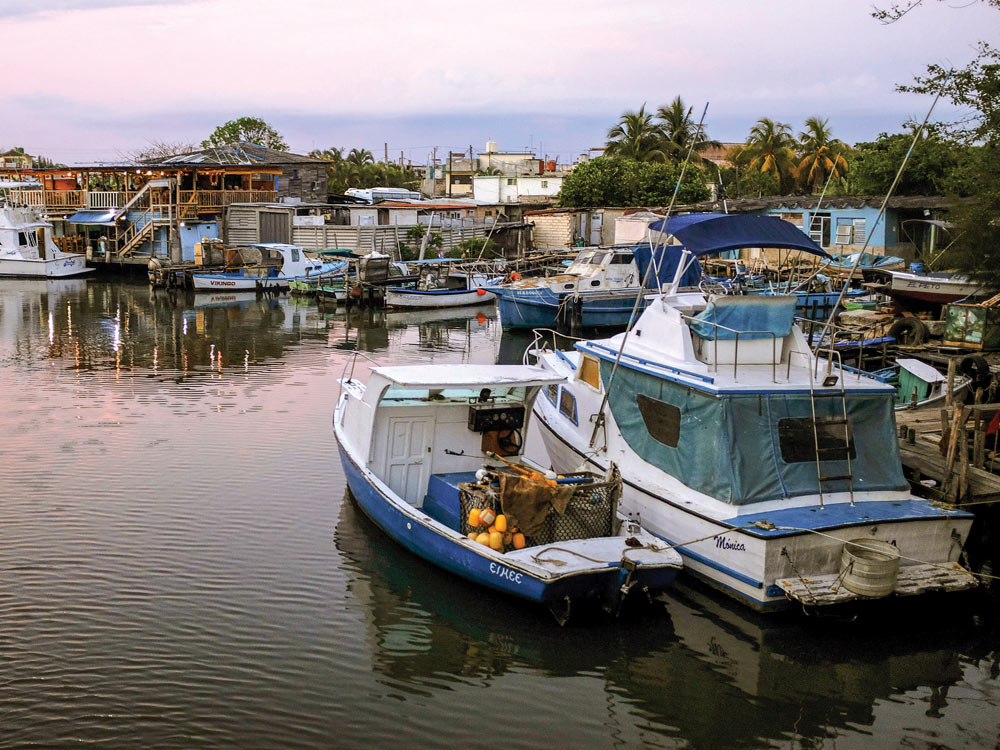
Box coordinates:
[476,313,486,324]
[476,532,491,546]
[489,531,504,550]
[511,272,521,280]
[488,525,496,535]
[480,508,497,527]
[468,531,478,541]
[502,531,513,546]
[495,514,507,533]
[468,508,481,527]
[513,533,526,549]
[476,288,487,296]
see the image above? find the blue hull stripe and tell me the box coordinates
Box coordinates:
[336,441,679,606]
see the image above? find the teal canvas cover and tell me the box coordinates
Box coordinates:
[690,295,797,341]
[601,361,908,505]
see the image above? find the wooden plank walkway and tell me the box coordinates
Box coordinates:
[896,405,1000,502]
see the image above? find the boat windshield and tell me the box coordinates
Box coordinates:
[380,384,529,405]
[567,251,609,276]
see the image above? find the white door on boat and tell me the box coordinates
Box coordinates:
[385,417,433,504]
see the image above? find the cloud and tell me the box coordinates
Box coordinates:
[0,0,196,18]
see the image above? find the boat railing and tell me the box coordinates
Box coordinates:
[678,313,780,383]
[524,327,588,366]
[795,315,895,382]
[337,350,383,401]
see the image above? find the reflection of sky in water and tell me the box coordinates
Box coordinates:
[0,280,996,750]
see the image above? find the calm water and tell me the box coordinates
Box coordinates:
[1,278,999,749]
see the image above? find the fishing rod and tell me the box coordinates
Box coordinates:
[811,71,953,369]
[587,102,710,448]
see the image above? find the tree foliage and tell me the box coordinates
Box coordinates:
[604,98,719,165]
[202,117,288,150]
[559,156,710,207]
[875,1,1000,284]
[604,104,666,162]
[847,132,977,196]
[309,145,420,195]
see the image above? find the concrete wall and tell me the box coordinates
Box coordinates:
[529,213,576,249]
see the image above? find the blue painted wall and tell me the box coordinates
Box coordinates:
[179,221,219,262]
[756,205,898,250]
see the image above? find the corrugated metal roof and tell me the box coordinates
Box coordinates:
[67,210,119,225]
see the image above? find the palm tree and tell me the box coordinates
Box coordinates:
[656,97,721,164]
[605,104,666,162]
[346,148,375,167]
[796,117,850,192]
[743,118,798,187]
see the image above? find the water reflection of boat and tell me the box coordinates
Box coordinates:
[335,495,977,748]
[0,276,88,296]
[333,494,672,681]
[191,291,262,309]
[619,581,972,747]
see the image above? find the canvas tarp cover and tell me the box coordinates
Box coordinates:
[601,361,908,505]
[631,243,702,289]
[690,295,797,341]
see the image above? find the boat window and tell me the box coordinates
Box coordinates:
[777,417,856,463]
[636,394,681,448]
[573,251,595,265]
[381,385,528,404]
[546,383,559,405]
[17,231,35,247]
[611,254,633,264]
[590,252,609,266]
[578,356,601,389]
[559,389,578,424]
[291,248,300,263]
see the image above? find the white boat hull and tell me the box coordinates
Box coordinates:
[193,275,291,291]
[385,288,497,308]
[531,382,975,612]
[0,253,93,278]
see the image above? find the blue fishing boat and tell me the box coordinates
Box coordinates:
[494,245,699,329]
[334,362,683,622]
[528,213,977,612]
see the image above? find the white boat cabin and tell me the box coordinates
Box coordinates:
[338,365,563,506]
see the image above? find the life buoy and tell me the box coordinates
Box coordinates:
[888,317,927,346]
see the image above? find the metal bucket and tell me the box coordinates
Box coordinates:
[840,539,901,598]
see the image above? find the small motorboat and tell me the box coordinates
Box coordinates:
[333,361,683,622]
[191,243,344,291]
[385,261,499,309]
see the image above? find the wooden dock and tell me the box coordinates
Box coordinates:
[896,403,1000,504]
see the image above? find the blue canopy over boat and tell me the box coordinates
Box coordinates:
[632,243,702,288]
[648,213,832,259]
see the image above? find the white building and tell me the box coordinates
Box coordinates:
[473,174,563,204]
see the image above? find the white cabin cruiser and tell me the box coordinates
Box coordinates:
[0,203,92,278]
[528,214,976,611]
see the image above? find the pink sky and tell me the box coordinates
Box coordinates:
[2,0,997,164]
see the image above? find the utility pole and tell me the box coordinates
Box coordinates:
[384,142,388,164]
[448,152,453,198]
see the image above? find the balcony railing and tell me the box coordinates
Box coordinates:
[87,191,135,209]
[6,188,278,214]
[178,190,278,209]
